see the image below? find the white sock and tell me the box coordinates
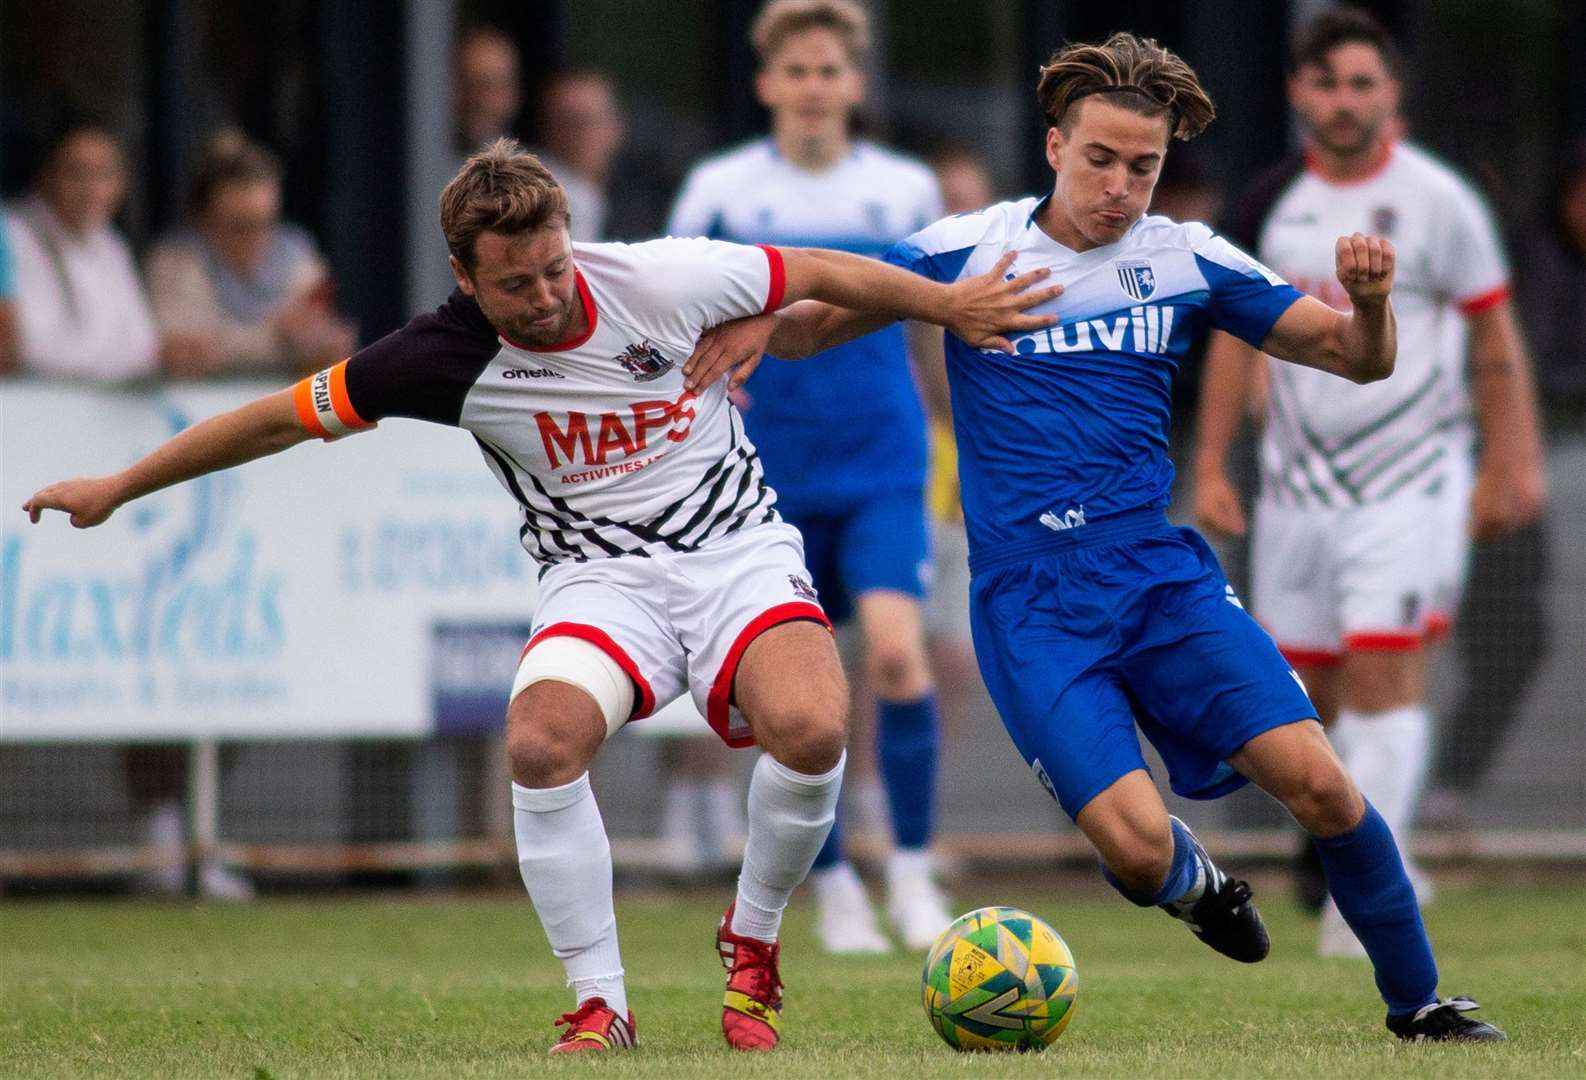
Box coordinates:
[887,847,933,889]
[732,751,845,942]
[513,774,627,1017]
[1337,704,1431,844]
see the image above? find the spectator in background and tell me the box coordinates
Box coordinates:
[4,116,162,381]
[146,129,354,378]
[5,116,253,898]
[454,25,522,156]
[534,71,625,241]
[0,214,17,372]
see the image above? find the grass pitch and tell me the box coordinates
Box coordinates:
[3,879,1583,1078]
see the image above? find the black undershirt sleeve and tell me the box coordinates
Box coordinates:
[341,290,501,426]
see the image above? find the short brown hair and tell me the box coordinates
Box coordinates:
[1036,32,1215,142]
[1289,6,1403,77]
[188,128,280,218]
[439,137,570,269]
[751,0,869,66]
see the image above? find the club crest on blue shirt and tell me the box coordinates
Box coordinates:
[616,340,673,381]
[1115,259,1157,301]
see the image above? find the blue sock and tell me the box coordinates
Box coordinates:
[1101,816,1203,907]
[1313,801,1438,1016]
[877,694,938,849]
[811,808,842,871]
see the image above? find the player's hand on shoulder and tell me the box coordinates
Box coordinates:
[685,313,776,394]
[1334,232,1395,304]
[22,476,124,529]
[944,252,1062,353]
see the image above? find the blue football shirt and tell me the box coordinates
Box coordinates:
[668,138,943,506]
[885,196,1304,564]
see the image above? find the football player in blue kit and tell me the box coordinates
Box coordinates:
[668,0,952,952]
[684,31,1504,1043]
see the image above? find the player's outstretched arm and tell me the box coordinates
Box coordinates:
[22,388,313,528]
[685,251,1061,393]
[1260,232,1397,384]
[777,248,1060,352]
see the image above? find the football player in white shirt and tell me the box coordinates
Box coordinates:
[666,0,952,955]
[1192,9,1545,956]
[22,139,1058,1054]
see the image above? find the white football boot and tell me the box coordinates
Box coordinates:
[811,861,891,954]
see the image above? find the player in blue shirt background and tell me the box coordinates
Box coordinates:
[685,31,1505,1043]
[667,0,951,953]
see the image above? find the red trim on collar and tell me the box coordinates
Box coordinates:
[1304,138,1396,186]
[499,269,598,353]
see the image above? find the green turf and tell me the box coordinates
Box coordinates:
[3,881,1583,1078]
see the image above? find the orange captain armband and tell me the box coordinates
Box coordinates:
[293,359,375,441]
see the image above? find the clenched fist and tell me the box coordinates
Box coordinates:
[1335,232,1396,305]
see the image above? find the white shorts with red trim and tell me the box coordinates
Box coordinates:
[523,521,830,747]
[1251,484,1468,661]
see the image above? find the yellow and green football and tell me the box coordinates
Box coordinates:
[921,905,1078,1052]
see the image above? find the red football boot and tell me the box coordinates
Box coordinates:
[548,997,637,1053]
[717,902,784,1051]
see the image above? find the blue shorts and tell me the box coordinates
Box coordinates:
[781,489,930,624]
[968,509,1317,819]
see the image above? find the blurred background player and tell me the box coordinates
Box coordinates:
[1192,6,1546,955]
[148,129,354,378]
[533,71,626,243]
[665,0,951,953]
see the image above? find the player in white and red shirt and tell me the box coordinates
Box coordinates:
[22,139,1058,1054]
[1192,10,1545,955]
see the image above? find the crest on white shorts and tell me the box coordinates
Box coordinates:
[787,574,819,602]
[1115,259,1157,301]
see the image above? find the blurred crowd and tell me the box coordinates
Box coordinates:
[2,15,1581,903]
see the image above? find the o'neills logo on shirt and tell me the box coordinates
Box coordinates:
[616,340,673,381]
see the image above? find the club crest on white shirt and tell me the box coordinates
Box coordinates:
[616,339,674,382]
[1115,259,1158,301]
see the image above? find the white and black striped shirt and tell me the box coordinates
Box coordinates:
[294,237,787,563]
[1227,143,1509,509]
